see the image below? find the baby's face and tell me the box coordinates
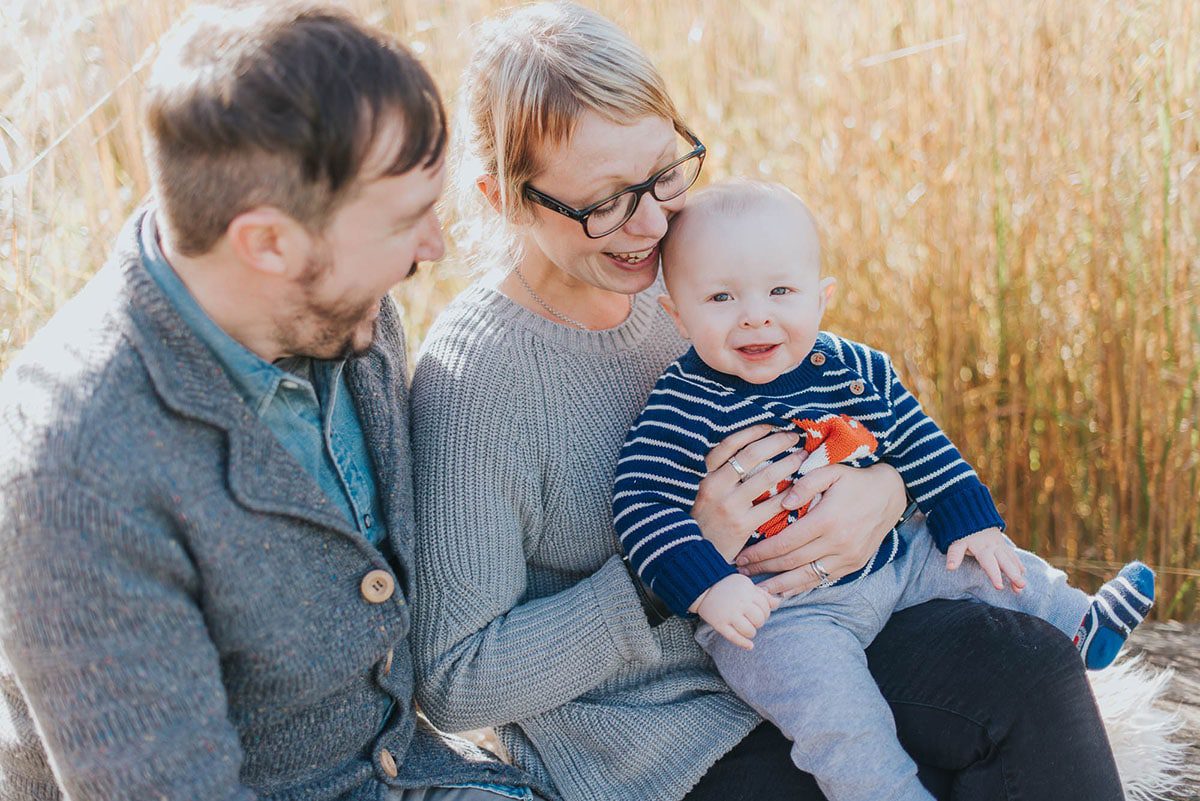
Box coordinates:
[661,204,833,384]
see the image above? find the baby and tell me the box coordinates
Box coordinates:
[613,181,1154,801]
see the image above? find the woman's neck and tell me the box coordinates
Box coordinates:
[499,253,633,331]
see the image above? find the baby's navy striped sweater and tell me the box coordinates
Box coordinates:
[614,332,1005,616]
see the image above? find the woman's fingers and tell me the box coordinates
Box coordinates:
[756,562,823,597]
[735,513,827,571]
[777,460,841,509]
[734,450,806,505]
[704,424,778,472]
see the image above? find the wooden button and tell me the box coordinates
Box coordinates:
[379,747,398,778]
[849,380,865,395]
[381,648,394,676]
[810,352,826,366]
[361,570,395,604]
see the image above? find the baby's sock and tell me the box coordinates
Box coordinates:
[1073,561,1155,670]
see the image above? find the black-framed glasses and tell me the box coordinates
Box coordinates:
[523,130,706,238]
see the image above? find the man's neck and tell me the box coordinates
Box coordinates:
[158,229,286,363]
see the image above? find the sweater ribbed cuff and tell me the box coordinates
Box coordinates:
[587,556,665,664]
[925,481,1006,552]
[646,541,738,617]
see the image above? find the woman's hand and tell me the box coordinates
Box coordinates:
[691,425,807,562]
[736,461,907,596]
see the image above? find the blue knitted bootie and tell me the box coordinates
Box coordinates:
[1074,561,1155,670]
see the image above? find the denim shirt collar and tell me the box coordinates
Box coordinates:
[140,212,302,416]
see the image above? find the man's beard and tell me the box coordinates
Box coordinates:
[275,249,381,361]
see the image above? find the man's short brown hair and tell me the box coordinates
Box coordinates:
[144,2,446,256]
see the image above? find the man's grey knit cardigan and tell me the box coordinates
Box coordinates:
[0,210,546,801]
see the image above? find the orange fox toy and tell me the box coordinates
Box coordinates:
[753,414,879,538]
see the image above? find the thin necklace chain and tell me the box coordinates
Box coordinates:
[513,266,630,332]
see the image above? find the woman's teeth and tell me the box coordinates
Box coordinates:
[607,247,655,264]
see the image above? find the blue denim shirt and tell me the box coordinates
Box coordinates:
[140,213,388,548]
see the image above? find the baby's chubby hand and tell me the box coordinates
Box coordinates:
[945,527,1027,592]
[690,574,780,650]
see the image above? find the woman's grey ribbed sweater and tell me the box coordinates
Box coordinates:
[409,278,761,801]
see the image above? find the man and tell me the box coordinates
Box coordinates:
[0,4,549,800]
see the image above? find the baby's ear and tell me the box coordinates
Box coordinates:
[818,277,837,313]
[658,294,691,340]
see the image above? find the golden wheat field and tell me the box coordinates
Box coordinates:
[1,0,1197,616]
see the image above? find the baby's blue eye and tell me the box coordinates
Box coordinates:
[710,292,732,302]
[770,287,792,296]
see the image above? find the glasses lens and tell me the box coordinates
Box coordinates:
[584,191,639,238]
[653,152,703,202]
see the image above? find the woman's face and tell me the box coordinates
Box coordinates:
[519,112,689,295]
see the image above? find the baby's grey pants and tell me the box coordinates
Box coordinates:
[695,516,1092,801]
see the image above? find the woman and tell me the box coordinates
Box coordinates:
[409,4,1123,800]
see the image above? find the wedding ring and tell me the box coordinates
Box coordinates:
[727,457,748,482]
[810,559,832,586]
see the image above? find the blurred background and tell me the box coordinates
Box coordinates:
[1,1,1197,616]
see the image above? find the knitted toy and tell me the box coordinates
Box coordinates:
[754,414,878,538]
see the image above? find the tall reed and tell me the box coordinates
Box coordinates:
[2,0,1196,616]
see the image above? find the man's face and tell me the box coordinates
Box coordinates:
[276,147,446,360]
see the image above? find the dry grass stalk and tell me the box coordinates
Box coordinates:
[1,0,1196,616]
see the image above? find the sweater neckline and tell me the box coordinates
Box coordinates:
[462,272,666,354]
[676,335,834,396]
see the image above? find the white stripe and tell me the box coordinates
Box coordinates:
[1101,581,1147,622]
[613,487,694,508]
[913,471,974,503]
[636,534,705,572]
[1115,575,1153,607]
[615,452,703,476]
[621,436,701,462]
[624,519,695,563]
[1093,595,1132,634]
[648,386,756,414]
[613,471,699,493]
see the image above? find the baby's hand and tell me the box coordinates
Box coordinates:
[946,527,1027,592]
[694,574,779,650]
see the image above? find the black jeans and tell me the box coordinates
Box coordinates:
[683,600,1123,801]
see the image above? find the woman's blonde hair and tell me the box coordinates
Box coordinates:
[451,1,689,269]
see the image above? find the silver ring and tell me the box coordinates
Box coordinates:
[810,559,832,586]
[727,457,748,482]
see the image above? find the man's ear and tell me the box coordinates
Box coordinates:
[658,293,691,340]
[226,208,311,278]
[817,276,837,316]
[476,175,503,214]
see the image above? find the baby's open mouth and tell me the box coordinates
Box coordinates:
[736,344,780,358]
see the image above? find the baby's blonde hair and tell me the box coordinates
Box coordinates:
[451,2,690,269]
[661,180,819,288]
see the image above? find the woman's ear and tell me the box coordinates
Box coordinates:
[476,175,503,214]
[658,294,691,340]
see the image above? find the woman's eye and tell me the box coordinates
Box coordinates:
[770,286,793,296]
[709,292,732,303]
[589,196,623,219]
